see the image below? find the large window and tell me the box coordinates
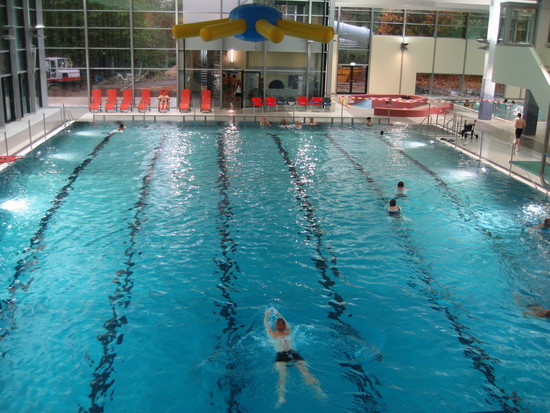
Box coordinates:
[437,12,467,38]
[43,1,176,106]
[467,13,489,39]
[373,9,403,36]
[405,10,435,37]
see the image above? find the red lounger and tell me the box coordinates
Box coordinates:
[201,89,211,112]
[310,96,322,109]
[89,89,102,112]
[104,89,118,112]
[265,96,277,111]
[137,89,151,112]
[297,96,308,109]
[251,97,263,112]
[119,89,133,112]
[179,89,191,112]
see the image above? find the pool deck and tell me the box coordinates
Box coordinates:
[2,99,549,194]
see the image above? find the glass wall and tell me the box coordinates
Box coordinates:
[178,0,330,109]
[336,8,370,94]
[0,1,43,126]
[43,0,329,109]
[43,0,176,107]
[499,5,536,45]
[335,7,491,95]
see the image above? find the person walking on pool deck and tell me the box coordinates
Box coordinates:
[514,113,526,151]
[264,308,324,406]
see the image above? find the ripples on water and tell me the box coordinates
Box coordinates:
[0,122,548,413]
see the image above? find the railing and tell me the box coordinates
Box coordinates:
[92,110,392,126]
[421,121,549,194]
[1,106,74,162]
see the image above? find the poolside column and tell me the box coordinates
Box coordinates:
[478,0,501,121]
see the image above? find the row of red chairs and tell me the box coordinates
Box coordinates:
[178,89,211,112]
[251,96,324,111]
[89,88,151,113]
[89,88,212,113]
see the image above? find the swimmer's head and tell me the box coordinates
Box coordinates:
[275,318,287,331]
[389,199,397,207]
[380,131,384,135]
[397,181,404,188]
[544,218,550,227]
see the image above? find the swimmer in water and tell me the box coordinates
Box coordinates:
[396,181,407,197]
[260,117,271,126]
[264,308,324,406]
[525,304,550,319]
[515,295,550,319]
[528,218,550,232]
[117,123,125,131]
[387,198,400,213]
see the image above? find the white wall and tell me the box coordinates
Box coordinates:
[368,35,486,95]
[369,36,412,94]
[493,45,550,111]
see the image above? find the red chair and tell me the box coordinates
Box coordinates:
[137,89,151,112]
[179,89,191,112]
[89,89,102,112]
[297,96,308,110]
[251,97,263,112]
[201,89,211,112]
[158,88,170,112]
[119,89,133,112]
[104,89,118,112]
[310,97,322,110]
[265,96,277,111]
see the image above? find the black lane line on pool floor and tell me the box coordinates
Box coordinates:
[83,133,169,413]
[373,132,529,412]
[327,132,525,413]
[374,131,532,409]
[0,130,118,341]
[269,133,383,412]
[210,131,245,412]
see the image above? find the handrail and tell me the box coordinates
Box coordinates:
[539,105,550,189]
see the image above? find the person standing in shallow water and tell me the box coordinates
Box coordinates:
[264,308,324,406]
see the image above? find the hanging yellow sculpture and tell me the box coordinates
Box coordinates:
[172,4,334,44]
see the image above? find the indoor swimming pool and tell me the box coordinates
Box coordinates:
[0,121,548,412]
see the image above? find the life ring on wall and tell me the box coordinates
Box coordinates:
[172,4,334,44]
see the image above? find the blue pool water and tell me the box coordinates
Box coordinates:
[469,102,545,121]
[0,121,549,412]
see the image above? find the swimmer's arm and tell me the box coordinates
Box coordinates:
[264,309,275,337]
[528,223,543,232]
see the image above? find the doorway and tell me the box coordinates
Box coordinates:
[336,65,367,94]
[242,71,261,108]
[222,70,243,109]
